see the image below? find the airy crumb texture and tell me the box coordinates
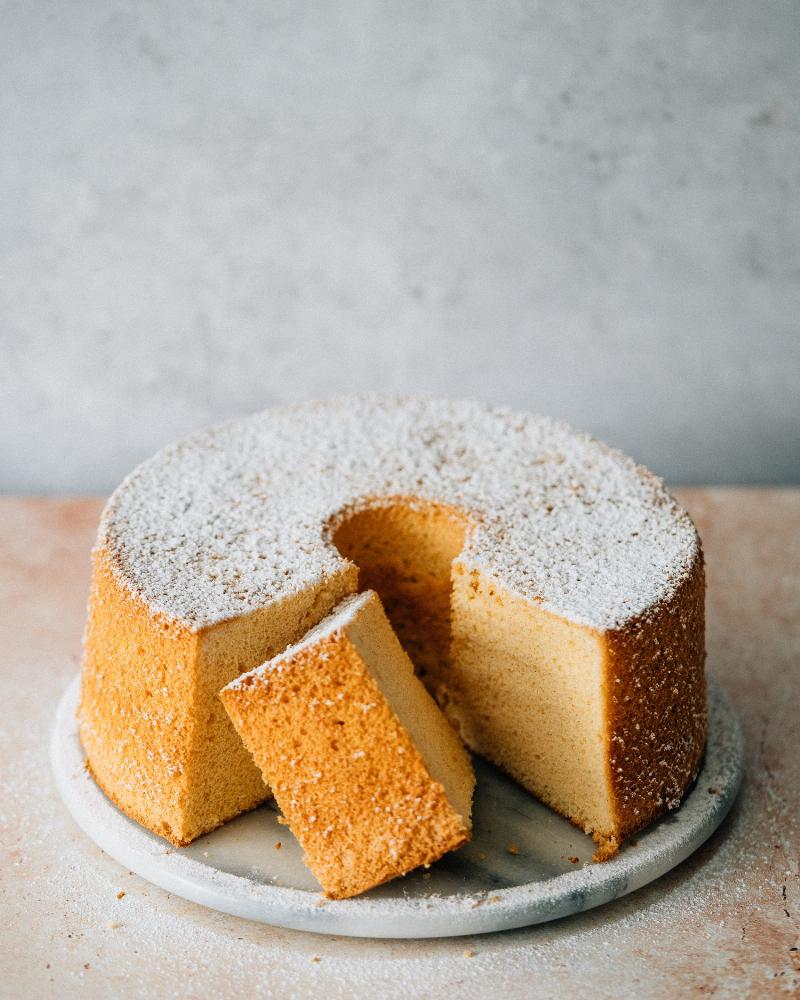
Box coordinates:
[221,592,474,899]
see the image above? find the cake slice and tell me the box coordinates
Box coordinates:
[219,590,474,899]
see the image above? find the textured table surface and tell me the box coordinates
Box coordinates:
[1,490,798,998]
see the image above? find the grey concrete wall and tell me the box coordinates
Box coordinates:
[1,1,798,492]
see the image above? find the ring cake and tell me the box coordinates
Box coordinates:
[220,590,474,898]
[79,396,706,860]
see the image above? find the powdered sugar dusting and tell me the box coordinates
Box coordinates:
[99,396,699,633]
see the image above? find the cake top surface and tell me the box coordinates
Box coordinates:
[99,395,699,633]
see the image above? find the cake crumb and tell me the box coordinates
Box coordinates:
[274,841,282,850]
[567,856,579,864]
[507,842,519,855]
[310,956,321,963]
[478,851,487,861]
[116,890,125,899]
[463,949,475,958]
[107,921,121,929]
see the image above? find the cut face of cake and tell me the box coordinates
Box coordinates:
[220,591,475,899]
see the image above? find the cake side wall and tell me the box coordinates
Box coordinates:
[603,547,707,850]
[78,548,200,845]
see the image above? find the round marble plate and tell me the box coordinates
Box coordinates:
[52,675,741,938]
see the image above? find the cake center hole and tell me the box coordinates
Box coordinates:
[330,501,469,693]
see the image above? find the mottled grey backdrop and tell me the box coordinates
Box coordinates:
[1,1,798,492]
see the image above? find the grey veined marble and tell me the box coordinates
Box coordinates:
[53,677,742,937]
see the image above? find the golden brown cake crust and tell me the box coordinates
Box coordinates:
[604,546,707,850]
[221,627,471,899]
[79,550,205,846]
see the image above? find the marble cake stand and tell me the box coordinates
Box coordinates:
[52,675,742,938]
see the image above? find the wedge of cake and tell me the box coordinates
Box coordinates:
[220,590,475,899]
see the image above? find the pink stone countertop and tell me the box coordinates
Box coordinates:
[1,491,798,999]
